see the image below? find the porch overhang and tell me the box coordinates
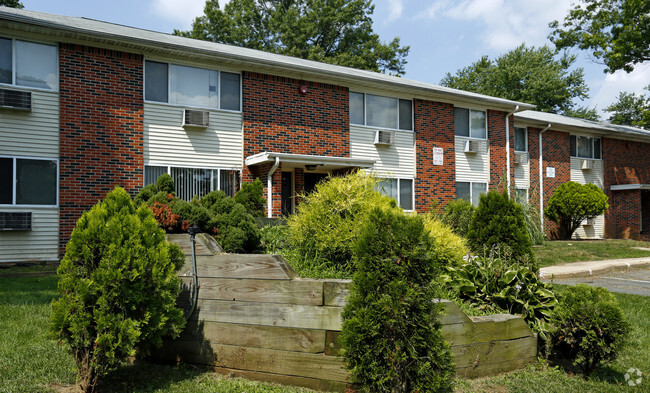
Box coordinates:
[610,184,650,191]
[245,152,376,171]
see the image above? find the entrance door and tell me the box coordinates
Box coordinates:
[304,173,327,195]
[642,190,650,235]
[281,172,293,216]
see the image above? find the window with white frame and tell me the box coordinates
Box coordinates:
[376,178,414,210]
[0,38,58,90]
[455,108,487,139]
[144,165,241,200]
[456,181,487,206]
[0,156,58,206]
[350,92,412,130]
[570,135,601,159]
[144,60,241,111]
[514,188,528,205]
[514,127,527,152]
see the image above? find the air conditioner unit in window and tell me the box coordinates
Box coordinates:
[582,159,594,170]
[0,212,32,231]
[0,88,32,111]
[374,130,395,145]
[464,140,479,153]
[514,153,527,165]
[183,109,210,128]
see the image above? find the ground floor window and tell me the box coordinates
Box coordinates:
[514,188,529,205]
[377,178,414,211]
[456,181,487,206]
[0,156,58,206]
[144,165,240,200]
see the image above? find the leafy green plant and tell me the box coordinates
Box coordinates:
[440,198,475,238]
[422,213,469,269]
[286,171,397,274]
[156,173,175,194]
[341,207,454,393]
[467,190,536,270]
[259,224,289,254]
[439,253,557,338]
[548,284,629,378]
[234,178,266,217]
[49,187,185,393]
[545,181,609,240]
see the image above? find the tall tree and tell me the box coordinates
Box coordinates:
[549,0,650,73]
[0,0,24,8]
[175,0,409,75]
[564,106,601,121]
[604,86,650,129]
[440,44,589,114]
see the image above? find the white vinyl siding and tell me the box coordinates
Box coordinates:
[349,124,415,178]
[0,206,59,262]
[0,90,59,158]
[513,152,530,190]
[454,137,490,183]
[571,157,605,239]
[144,103,243,169]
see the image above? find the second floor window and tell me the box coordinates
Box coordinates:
[455,108,486,139]
[514,127,527,152]
[145,60,241,111]
[570,135,601,159]
[350,92,412,130]
[0,38,58,90]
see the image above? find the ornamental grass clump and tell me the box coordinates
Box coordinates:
[341,207,455,393]
[50,187,186,393]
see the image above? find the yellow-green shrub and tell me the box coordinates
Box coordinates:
[422,213,468,268]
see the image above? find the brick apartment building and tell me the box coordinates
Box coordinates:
[1,8,649,263]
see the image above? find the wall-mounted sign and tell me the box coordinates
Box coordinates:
[433,147,444,166]
[546,167,555,178]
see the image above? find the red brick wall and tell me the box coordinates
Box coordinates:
[58,44,144,254]
[603,137,650,238]
[414,99,455,212]
[488,110,514,191]
[537,130,571,238]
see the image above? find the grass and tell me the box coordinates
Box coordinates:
[535,239,650,268]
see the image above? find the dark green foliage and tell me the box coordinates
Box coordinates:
[604,85,650,129]
[467,190,536,269]
[234,178,266,217]
[210,204,260,253]
[134,183,158,206]
[440,199,475,238]
[0,0,24,8]
[545,181,609,240]
[156,173,175,194]
[548,284,629,377]
[341,208,454,393]
[172,198,212,230]
[439,254,557,339]
[49,187,185,393]
[176,0,410,75]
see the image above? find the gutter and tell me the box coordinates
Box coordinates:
[505,105,519,194]
[267,157,280,218]
[538,123,552,232]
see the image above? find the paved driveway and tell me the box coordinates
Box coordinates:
[550,268,650,296]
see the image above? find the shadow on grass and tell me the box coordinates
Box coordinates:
[0,275,59,305]
[96,360,207,393]
[547,358,627,385]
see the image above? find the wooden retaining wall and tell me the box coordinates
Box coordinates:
[156,234,537,391]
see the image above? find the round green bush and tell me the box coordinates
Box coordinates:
[234,178,266,217]
[156,173,175,194]
[50,187,185,392]
[341,207,454,393]
[548,284,629,377]
[545,181,609,240]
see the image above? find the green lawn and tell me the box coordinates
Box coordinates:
[535,239,650,268]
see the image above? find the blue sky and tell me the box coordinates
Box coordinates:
[21,0,650,118]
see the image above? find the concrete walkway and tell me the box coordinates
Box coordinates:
[539,257,650,279]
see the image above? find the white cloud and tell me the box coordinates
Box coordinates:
[386,0,404,22]
[421,0,450,19]
[590,64,650,117]
[150,0,210,29]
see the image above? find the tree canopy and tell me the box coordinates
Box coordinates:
[440,44,589,114]
[549,0,650,73]
[176,0,409,75]
[0,0,24,8]
[604,85,650,129]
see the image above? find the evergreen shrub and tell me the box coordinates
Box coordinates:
[234,178,266,217]
[422,213,468,269]
[467,190,536,270]
[548,284,629,377]
[440,198,475,238]
[545,181,609,240]
[341,207,454,393]
[50,187,185,393]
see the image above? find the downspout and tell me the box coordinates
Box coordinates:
[539,124,552,232]
[505,106,519,195]
[267,157,280,218]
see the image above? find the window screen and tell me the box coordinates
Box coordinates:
[399,179,413,210]
[170,64,218,108]
[366,94,397,129]
[398,99,412,131]
[0,38,11,84]
[349,92,364,125]
[16,159,57,205]
[514,127,527,151]
[15,40,57,90]
[454,108,469,137]
[220,72,240,111]
[145,61,168,103]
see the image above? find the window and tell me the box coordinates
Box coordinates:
[570,135,601,159]
[0,38,58,90]
[350,92,412,131]
[514,127,527,152]
[376,178,414,210]
[144,60,241,111]
[144,165,241,200]
[456,181,487,206]
[0,156,58,206]
[455,108,487,139]
[514,188,528,205]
